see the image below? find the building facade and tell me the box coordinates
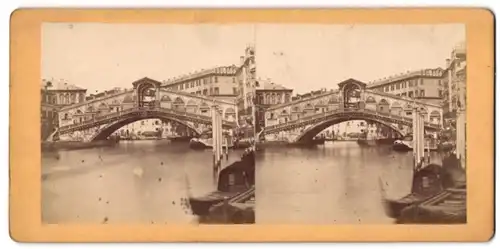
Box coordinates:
[441,41,467,116]
[235,45,258,135]
[40,83,59,141]
[41,79,87,141]
[42,79,88,107]
[161,66,239,98]
[254,80,293,132]
[366,68,445,105]
[255,80,293,107]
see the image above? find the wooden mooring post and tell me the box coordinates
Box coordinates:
[211,105,224,183]
[412,105,426,170]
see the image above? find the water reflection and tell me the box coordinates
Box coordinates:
[42,140,443,224]
[42,140,242,224]
[255,141,443,224]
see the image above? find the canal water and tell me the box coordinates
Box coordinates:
[42,140,443,224]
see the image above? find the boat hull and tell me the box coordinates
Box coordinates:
[189,140,210,150]
[396,187,466,224]
[188,196,226,216]
[382,194,427,219]
[392,142,412,151]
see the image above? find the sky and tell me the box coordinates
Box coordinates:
[42,23,465,95]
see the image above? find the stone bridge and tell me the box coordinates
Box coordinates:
[57,77,238,142]
[262,78,443,143]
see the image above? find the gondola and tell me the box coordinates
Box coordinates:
[381,150,466,223]
[187,148,255,216]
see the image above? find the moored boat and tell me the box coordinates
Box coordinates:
[188,148,255,216]
[392,134,439,152]
[189,130,234,150]
[381,164,444,218]
[381,150,466,223]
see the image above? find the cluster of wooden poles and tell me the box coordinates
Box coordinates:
[412,106,431,169]
[211,105,230,182]
[455,108,466,168]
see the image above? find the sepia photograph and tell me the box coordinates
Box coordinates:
[40,23,466,225]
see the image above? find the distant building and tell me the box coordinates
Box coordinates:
[42,79,87,107]
[161,66,239,98]
[235,45,258,135]
[254,79,293,132]
[40,79,87,140]
[441,41,467,116]
[40,82,59,140]
[366,68,445,105]
[255,79,293,108]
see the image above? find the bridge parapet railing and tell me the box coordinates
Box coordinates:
[59,106,237,133]
[264,107,440,133]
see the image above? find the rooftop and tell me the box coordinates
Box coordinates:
[41,79,86,91]
[257,78,292,91]
[366,67,444,88]
[162,65,238,86]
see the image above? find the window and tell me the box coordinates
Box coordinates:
[185,83,189,89]
[190,82,194,88]
[439,90,443,97]
[232,77,236,83]
[438,80,442,86]
[420,79,424,85]
[385,86,389,92]
[155,120,159,125]
[420,90,425,97]
[390,85,395,91]
[214,76,218,83]
[214,87,219,95]
[179,84,184,90]
[141,121,145,125]
[408,91,414,98]
[402,92,407,97]
[396,83,400,90]
[233,87,238,95]
[208,77,212,83]
[203,89,208,95]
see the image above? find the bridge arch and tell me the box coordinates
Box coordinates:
[86,105,95,113]
[429,110,441,125]
[161,95,172,102]
[377,98,390,113]
[173,97,186,112]
[89,112,201,141]
[303,103,314,115]
[97,102,108,114]
[390,101,403,116]
[328,95,340,104]
[294,112,409,142]
[122,94,134,103]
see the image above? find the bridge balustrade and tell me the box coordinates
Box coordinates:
[263,107,440,135]
[59,106,237,134]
